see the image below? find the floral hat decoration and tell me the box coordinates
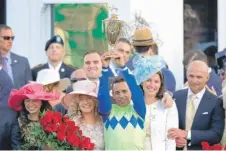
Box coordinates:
[8,83,60,111]
[133,55,166,84]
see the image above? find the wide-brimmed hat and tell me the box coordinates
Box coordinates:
[133,55,166,84]
[8,83,60,111]
[32,69,70,91]
[132,28,156,46]
[61,80,98,109]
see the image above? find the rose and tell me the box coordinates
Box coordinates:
[201,142,210,150]
[67,133,79,145]
[212,144,222,150]
[44,125,53,132]
[63,116,70,123]
[57,124,67,134]
[57,132,66,141]
[67,121,76,131]
[72,136,80,148]
[42,111,53,123]
[86,143,95,150]
[52,112,62,124]
[50,123,58,132]
[80,137,94,150]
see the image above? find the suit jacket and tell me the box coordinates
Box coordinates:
[173,89,225,150]
[126,56,176,92]
[0,104,20,150]
[147,101,178,151]
[0,69,13,105]
[32,62,75,81]
[10,52,32,89]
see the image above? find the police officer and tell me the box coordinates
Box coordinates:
[32,35,76,80]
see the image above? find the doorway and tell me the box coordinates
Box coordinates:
[0,0,6,24]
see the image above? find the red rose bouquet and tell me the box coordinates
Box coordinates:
[21,111,95,150]
[201,142,226,150]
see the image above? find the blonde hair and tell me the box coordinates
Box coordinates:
[67,94,100,120]
[44,82,60,92]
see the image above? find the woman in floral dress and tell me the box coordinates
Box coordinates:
[62,80,104,150]
[8,83,60,149]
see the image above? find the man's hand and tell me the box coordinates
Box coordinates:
[112,51,125,67]
[175,137,187,148]
[168,128,187,139]
[162,92,173,108]
[101,51,112,68]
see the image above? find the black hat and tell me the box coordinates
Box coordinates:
[45,35,64,51]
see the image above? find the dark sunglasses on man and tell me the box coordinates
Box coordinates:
[1,36,15,41]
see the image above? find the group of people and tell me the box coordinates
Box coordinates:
[0,23,225,151]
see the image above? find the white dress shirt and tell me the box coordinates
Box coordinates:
[186,87,206,139]
[48,61,62,72]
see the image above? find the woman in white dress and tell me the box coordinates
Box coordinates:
[133,55,179,151]
[62,80,104,150]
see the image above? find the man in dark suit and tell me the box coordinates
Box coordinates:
[0,104,21,150]
[32,35,76,81]
[168,60,225,150]
[0,24,32,89]
[0,52,20,149]
[126,28,176,92]
[0,52,13,104]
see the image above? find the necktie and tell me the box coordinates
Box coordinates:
[184,94,196,151]
[186,94,196,130]
[2,57,8,73]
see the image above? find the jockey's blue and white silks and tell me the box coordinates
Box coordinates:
[133,55,166,84]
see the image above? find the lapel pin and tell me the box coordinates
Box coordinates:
[14,60,17,63]
[61,68,65,72]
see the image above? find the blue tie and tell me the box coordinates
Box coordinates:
[2,57,8,73]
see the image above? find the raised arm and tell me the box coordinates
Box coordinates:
[98,67,112,117]
[119,66,146,119]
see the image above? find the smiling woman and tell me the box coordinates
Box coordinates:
[63,80,104,150]
[8,83,60,149]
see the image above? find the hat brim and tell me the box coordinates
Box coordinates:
[30,78,70,92]
[132,41,156,46]
[8,93,59,112]
[61,91,97,109]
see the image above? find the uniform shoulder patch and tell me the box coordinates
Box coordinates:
[32,64,44,69]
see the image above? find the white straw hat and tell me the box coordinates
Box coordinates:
[33,69,70,91]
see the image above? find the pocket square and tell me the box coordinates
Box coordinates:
[202,112,208,115]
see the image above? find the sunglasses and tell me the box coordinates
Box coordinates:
[70,78,87,83]
[1,36,15,41]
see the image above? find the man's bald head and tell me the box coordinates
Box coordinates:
[70,68,87,80]
[186,60,209,94]
[187,60,209,74]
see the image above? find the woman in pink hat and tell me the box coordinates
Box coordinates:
[62,80,104,150]
[8,83,60,149]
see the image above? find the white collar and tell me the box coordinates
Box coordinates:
[208,68,212,73]
[48,61,62,72]
[0,66,2,70]
[187,87,206,99]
